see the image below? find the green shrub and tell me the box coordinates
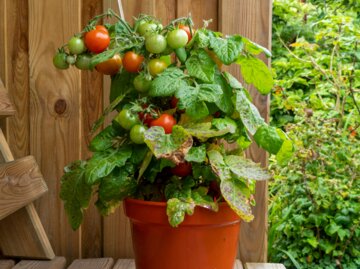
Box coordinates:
[268,116,360,269]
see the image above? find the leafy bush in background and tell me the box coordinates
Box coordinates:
[269,0,360,268]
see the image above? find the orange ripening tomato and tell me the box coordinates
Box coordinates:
[122,51,145,73]
[95,54,122,75]
[179,24,193,43]
[84,25,110,53]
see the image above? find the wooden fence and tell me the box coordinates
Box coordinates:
[0,0,272,264]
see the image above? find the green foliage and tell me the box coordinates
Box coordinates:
[268,117,360,269]
[270,1,360,268]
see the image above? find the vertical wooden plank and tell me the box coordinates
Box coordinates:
[80,0,104,259]
[176,0,218,31]
[28,0,82,262]
[219,0,272,263]
[0,0,5,83]
[1,0,30,158]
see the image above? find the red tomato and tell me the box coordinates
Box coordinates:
[84,25,110,53]
[179,24,193,43]
[122,51,144,73]
[150,113,176,134]
[171,162,192,177]
[95,54,122,75]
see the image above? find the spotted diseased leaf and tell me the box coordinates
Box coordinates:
[236,55,274,94]
[212,117,238,134]
[144,126,193,164]
[234,89,264,135]
[214,72,234,114]
[185,48,216,83]
[185,144,206,163]
[210,35,244,65]
[224,155,271,181]
[220,179,254,222]
[222,71,243,89]
[166,198,195,227]
[60,160,93,230]
[207,150,231,181]
[184,122,232,142]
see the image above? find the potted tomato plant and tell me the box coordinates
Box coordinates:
[55,10,293,269]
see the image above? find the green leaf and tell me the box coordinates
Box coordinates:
[306,237,319,248]
[276,129,295,166]
[214,72,234,114]
[325,222,341,236]
[60,160,93,230]
[254,124,284,155]
[224,155,271,181]
[166,198,195,227]
[185,144,206,163]
[243,37,272,57]
[185,48,216,83]
[207,150,231,181]
[144,125,193,164]
[149,67,187,97]
[184,122,232,142]
[85,145,132,184]
[192,187,219,211]
[212,117,238,133]
[234,89,264,135]
[89,125,119,152]
[110,71,137,102]
[222,71,243,89]
[210,35,244,65]
[176,84,222,120]
[189,29,210,48]
[236,55,274,94]
[220,179,254,222]
[96,166,137,215]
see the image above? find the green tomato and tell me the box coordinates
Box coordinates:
[75,54,92,70]
[115,109,139,130]
[148,59,167,76]
[137,22,159,36]
[133,74,152,93]
[130,124,147,144]
[53,52,69,69]
[166,29,188,49]
[145,34,167,54]
[68,36,86,54]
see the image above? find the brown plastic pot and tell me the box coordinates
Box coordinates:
[123,198,241,269]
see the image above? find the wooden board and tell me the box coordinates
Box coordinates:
[0,0,30,159]
[245,263,286,269]
[0,79,15,119]
[12,257,66,269]
[0,155,48,220]
[219,0,272,263]
[0,260,15,269]
[28,0,82,262]
[67,258,114,269]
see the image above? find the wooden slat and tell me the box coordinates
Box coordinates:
[245,263,286,269]
[219,0,272,263]
[12,257,66,269]
[0,155,48,220]
[0,128,54,259]
[28,0,82,262]
[176,0,218,31]
[67,258,114,269]
[80,0,104,259]
[0,259,15,269]
[1,0,30,158]
[112,259,243,269]
[0,79,15,119]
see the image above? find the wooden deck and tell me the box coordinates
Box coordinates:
[0,258,285,269]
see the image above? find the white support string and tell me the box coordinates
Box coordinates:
[117,0,125,20]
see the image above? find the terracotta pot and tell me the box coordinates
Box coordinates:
[124,198,241,269]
